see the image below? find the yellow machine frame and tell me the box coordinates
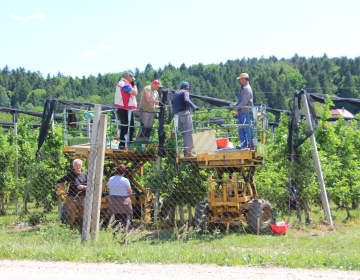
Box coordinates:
[59,145,156,222]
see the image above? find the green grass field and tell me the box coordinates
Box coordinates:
[0,204,359,270]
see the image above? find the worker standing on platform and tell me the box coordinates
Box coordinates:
[135,80,162,141]
[114,71,138,149]
[236,73,255,149]
[172,81,199,157]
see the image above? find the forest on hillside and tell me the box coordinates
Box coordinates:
[1,54,360,116]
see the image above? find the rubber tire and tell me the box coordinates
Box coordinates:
[60,205,67,224]
[248,200,272,234]
[194,203,207,231]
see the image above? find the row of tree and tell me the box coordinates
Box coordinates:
[1,54,360,114]
[0,98,358,221]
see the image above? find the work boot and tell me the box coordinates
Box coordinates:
[184,153,197,158]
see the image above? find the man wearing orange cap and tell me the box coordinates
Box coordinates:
[135,80,162,141]
[236,73,255,149]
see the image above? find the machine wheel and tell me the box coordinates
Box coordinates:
[60,205,67,224]
[248,200,272,234]
[194,203,207,231]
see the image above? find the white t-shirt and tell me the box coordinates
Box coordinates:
[107,175,131,196]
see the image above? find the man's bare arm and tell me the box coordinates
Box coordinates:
[145,92,160,104]
[128,86,138,97]
[77,185,87,191]
[57,183,66,192]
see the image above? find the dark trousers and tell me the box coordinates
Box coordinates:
[113,213,129,228]
[117,109,134,148]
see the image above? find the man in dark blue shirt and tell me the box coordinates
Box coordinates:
[172,82,199,157]
[57,159,87,230]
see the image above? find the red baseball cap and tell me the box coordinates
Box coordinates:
[153,80,163,87]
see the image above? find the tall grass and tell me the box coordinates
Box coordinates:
[0,219,359,270]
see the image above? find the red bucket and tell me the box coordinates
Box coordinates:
[216,138,229,149]
[271,222,290,235]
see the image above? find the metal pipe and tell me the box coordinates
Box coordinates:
[300,92,333,229]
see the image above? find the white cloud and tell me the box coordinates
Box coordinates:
[85,50,96,55]
[94,45,116,51]
[29,13,44,20]
[73,13,83,18]
[10,14,25,20]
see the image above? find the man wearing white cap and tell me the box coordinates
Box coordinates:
[236,73,255,149]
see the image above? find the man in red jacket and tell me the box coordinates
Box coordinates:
[114,71,138,149]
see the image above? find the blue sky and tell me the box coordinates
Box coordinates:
[1,0,359,77]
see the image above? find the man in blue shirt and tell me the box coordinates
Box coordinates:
[236,73,255,149]
[172,82,199,157]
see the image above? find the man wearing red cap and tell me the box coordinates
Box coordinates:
[135,80,162,141]
[236,73,255,149]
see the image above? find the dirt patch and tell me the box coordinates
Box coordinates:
[0,260,359,280]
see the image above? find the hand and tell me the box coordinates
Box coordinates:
[131,81,136,87]
[77,185,87,191]
[194,106,200,111]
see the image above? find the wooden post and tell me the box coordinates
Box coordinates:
[271,125,274,140]
[81,105,101,243]
[90,114,107,240]
[188,205,193,224]
[179,204,185,223]
[301,93,333,229]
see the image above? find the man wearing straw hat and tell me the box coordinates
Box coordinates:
[236,73,255,149]
[135,79,162,141]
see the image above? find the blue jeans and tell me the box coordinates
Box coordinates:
[238,113,255,147]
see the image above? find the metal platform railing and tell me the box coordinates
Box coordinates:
[61,103,268,155]
[173,104,268,157]
[62,106,163,149]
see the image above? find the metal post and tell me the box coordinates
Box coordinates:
[174,115,179,157]
[154,156,161,224]
[51,111,55,133]
[301,93,333,228]
[81,105,102,243]
[114,110,120,139]
[125,110,133,148]
[63,108,68,146]
[13,112,19,215]
[87,116,91,139]
[91,114,107,240]
[271,125,274,140]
